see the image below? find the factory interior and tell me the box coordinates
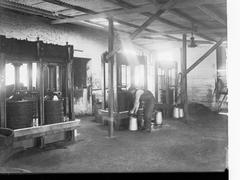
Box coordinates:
[0,0,233,175]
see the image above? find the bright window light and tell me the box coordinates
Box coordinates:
[20,64,28,87]
[32,63,37,88]
[5,64,14,86]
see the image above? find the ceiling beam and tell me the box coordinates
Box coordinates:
[43,0,182,42]
[170,8,212,28]
[108,0,217,42]
[197,5,227,26]
[130,9,166,40]
[163,28,227,34]
[130,0,177,39]
[42,0,96,14]
[169,9,217,41]
[185,38,224,75]
[114,19,159,34]
[42,0,186,44]
[138,35,213,44]
[0,0,68,19]
[52,0,225,24]
[42,0,162,36]
[145,13,224,39]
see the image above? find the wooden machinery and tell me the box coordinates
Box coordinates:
[0,35,79,148]
[154,59,178,118]
[100,52,148,130]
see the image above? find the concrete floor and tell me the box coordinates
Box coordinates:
[1,113,227,173]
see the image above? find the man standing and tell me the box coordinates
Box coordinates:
[128,86,156,132]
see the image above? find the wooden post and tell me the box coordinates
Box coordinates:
[108,18,114,138]
[27,63,33,91]
[113,56,118,113]
[154,60,158,102]
[118,61,122,88]
[0,53,6,128]
[174,62,178,104]
[181,34,189,120]
[101,53,106,109]
[35,39,45,148]
[67,45,75,121]
[64,45,75,141]
[113,48,119,130]
[39,64,45,125]
[62,65,68,116]
[144,56,148,90]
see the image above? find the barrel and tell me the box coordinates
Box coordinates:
[6,100,34,129]
[0,128,14,164]
[44,100,64,125]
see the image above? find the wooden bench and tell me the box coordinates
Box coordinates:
[14,119,81,147]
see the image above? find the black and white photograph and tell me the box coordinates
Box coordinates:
[0,0,235,178]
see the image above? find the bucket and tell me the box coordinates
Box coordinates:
[179,108,184,118]
[156,111,163,125]
[173,107,180,118]
[129,116,138,131]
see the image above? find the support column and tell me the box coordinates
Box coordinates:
[181,34,189,120]
[174,62,178,104]
[65,44,75,142]
[144,57,148,90]
[67,45,75,121]
[0,53,6,127]
[108,18,114,138]
[35,39,45,148]
[62,65,68,116]
[154,60,158,102]
[101,53,106,109]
